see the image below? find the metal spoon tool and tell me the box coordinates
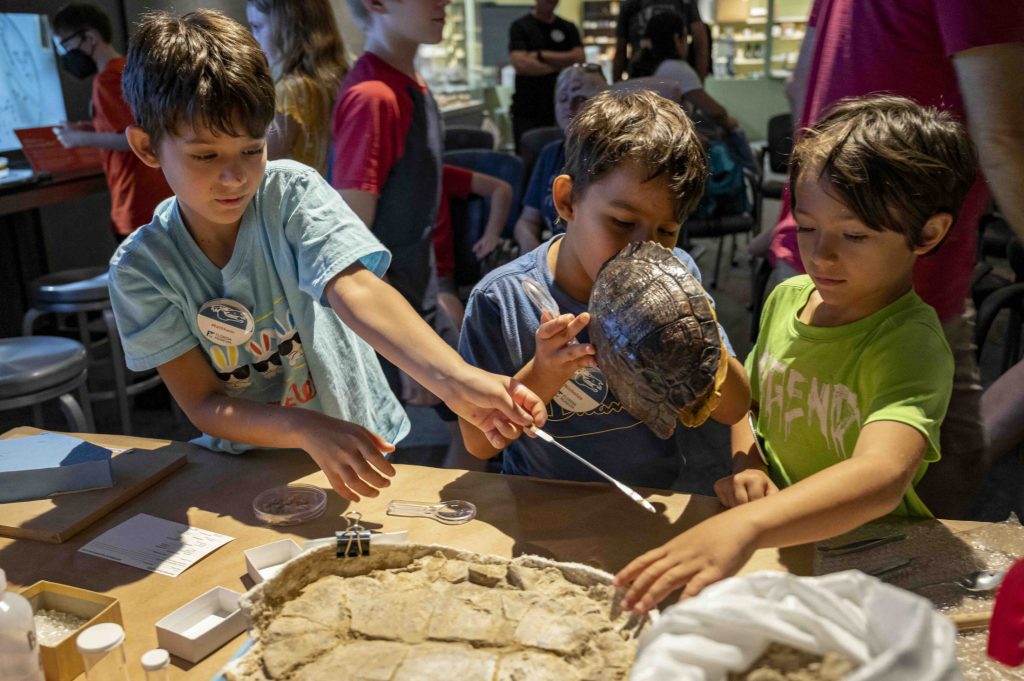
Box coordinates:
[530,428,657,514]
[910,568,1007,593]
[952,569,1007,593]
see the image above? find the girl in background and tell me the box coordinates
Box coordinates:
[630,12,737,132]
[247,0,347,175]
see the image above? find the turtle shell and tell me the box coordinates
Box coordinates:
[588,241,722,439]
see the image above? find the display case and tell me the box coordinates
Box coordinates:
[418,0,484,118]
[581,0,619,62]
[712,0,808,79]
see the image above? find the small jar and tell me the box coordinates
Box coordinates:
[76,623,129,681]
[141,648,170,681]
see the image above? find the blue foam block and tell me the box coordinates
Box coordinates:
[0,433,114,502]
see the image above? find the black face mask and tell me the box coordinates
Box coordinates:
[60,49,97,79]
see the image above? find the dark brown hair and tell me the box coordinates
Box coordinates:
[122,10,276,148]
[563,90,707,223]
[53,3,113,43]
[789,95,977,249]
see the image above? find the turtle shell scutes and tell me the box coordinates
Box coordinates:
[589,241,722,439]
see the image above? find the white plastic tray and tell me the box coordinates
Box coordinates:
[243,539,304,584]
[155,586,245,663]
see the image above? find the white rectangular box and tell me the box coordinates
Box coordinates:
[155,587,246,663]
[244,539,303,584]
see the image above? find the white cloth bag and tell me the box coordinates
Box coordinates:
[630,570,961,681]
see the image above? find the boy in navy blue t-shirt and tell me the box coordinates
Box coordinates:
[459,90,751,489]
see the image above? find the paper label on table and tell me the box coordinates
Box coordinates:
[78,513,233,577]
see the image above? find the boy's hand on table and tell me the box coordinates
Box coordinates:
[533,311,597,385]
[440,367,547,448]
[614,513,758,613]
[299,416,397,502]
[714,469,778,507]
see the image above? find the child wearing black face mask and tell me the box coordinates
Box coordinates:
[51,3,172,241]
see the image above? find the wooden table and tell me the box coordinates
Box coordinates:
[0,168,107,218]
[0,428,828,679]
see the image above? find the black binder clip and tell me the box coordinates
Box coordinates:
[336,511,371,558]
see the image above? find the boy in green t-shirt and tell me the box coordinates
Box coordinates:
[615,95,978,612]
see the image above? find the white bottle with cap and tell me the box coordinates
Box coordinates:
[141,648,170,681]
[0,567,45,681]
[76,622,130,681]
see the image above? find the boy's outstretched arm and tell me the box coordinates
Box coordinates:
[615,420,926,613]
[157,348,397,503]
[326,263,546,446]
[707,355,751,425]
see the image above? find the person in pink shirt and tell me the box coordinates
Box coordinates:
[765,0,1024,518]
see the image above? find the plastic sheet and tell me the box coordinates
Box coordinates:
[630,570,959,681]
[815,515,1024,679]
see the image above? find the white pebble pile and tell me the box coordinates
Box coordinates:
[34,608,88,646]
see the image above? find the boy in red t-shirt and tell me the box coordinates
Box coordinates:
[51,3,172,240]
[431,163,513,469]
[331,0,449,326]
[333,0,479,462]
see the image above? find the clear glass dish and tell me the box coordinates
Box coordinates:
[252,484,327,526]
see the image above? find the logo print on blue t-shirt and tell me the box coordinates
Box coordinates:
[199,303,249,330]
[573,368,607,401]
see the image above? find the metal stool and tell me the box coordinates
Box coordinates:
[21,267,161,434]
[0,336,94,432]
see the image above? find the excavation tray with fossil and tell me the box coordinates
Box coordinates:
[222,543,650,681]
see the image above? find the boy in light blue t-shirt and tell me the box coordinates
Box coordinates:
[108,10,544,502]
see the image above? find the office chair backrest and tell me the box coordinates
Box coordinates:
[519,126,564,187]
[442,150,525,287]
[766,113,794,174]
[1010,237,1024,281]
[444,126,495,151]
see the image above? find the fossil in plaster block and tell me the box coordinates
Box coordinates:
[222,544,651,681]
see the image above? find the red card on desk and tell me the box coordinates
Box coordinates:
[14,126,102,174]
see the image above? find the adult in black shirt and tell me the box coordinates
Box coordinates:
[508,0,583,152]
[613,0,709,82]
